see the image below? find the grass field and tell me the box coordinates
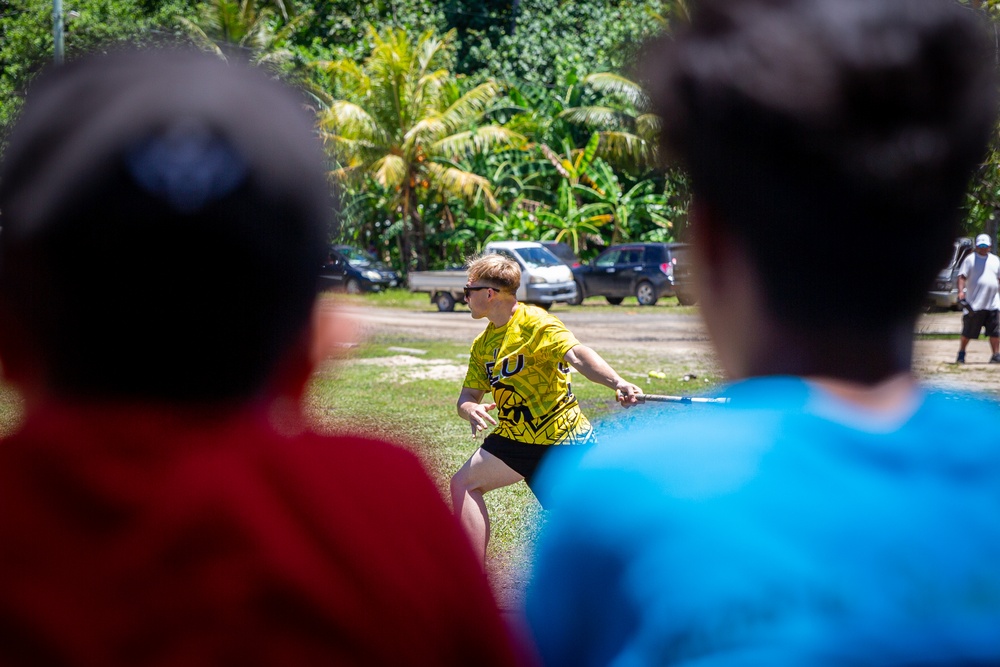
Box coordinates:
[305,320,721,581]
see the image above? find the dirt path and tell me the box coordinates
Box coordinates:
[344,304,998,395]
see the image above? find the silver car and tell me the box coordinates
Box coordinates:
[926,237,973,310]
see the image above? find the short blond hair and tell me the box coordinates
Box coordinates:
[466,253,521,293]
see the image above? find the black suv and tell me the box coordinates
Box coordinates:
[571,243,691,306]
[319,245,400,293]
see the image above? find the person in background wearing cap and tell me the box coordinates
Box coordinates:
[0,49,529,666]
[956,233,1000,363]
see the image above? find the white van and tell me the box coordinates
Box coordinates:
[484,241,578,308]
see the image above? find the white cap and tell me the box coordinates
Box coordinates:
[976,233,992,247]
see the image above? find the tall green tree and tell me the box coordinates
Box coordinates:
[316,26,522,270]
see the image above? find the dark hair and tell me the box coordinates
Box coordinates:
[0,49,331,402]
[641,0,997,329]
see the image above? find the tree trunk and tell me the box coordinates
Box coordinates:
[398,192,412,275]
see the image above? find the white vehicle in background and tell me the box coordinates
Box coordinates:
[926,237,973,311]
[407,241,578,311]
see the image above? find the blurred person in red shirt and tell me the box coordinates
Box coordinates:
[0,48,529,667]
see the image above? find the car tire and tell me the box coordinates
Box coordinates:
[636,281,658,306]
[676,292,697,306]
[606,296,624,305]
[346,278,361,294]
[434,292,456,312]
[569,281,585,306]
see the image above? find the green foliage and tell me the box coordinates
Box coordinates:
[316,26,522,271]
[0,0,194,133]
[455,0,670,87]
[305,316,720,568]
[963,147,1000,236]
[177,0,312,66]
[22,0,997,267]
[559,71,660,173]
[292,0,445,61]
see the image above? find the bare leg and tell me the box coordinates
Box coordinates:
[991,336,999,355]
[450,448,524,563]
[959,336,971,352]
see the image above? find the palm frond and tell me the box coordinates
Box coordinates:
[176,16,227,60]
[321,101,387,144]
[412,68,450,119]
[401,115,448,156]
[317,59,370,98]
[270,8,313,43]
[431,126,524,159]
[559,106,634,131]
[371,154,408,190]
[254,48,293,67]
[425,162,498,210]
[329,165,369,186]
[597,131,658,170]
[583,72,651,110]
[320,135,385,163]
[369,27,416,84]
[415,29,453,81]
[438,81,503,134]
[635,113,661,141]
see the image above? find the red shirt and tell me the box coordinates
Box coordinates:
[0,402,528,666]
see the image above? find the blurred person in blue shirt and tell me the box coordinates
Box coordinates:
[525,1,1000,665]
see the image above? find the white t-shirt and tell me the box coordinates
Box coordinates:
[959,251,1000,311]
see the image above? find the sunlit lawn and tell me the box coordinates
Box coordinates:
[305,314,721,592]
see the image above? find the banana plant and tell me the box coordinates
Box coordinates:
[537,179,611,254]
[575,159,674,245]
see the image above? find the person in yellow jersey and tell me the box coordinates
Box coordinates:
[451,253,642,561]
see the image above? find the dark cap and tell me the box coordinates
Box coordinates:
[0,49,332,402]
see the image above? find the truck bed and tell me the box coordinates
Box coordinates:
[408,270,468,311]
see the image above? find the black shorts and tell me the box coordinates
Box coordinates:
[962,309,1000,339]
[481,432,593,499]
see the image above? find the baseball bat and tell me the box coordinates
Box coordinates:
[634,394,730,404]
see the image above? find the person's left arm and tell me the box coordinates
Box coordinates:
[564,345,641,407]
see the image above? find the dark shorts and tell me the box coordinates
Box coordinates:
[481,432,593,501]
[962,309,1000,339]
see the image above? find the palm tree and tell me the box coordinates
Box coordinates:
[558,72,660,173]
[316,27,523,270]
[178,0,309,66]
[557,1,693,172]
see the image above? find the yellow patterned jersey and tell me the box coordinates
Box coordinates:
[463,304,592,445]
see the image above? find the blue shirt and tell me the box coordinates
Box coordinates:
[526,377,1000,666]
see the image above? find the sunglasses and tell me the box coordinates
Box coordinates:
[463,285,493,298]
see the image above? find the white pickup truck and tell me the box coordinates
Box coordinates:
[409,241,578,311]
